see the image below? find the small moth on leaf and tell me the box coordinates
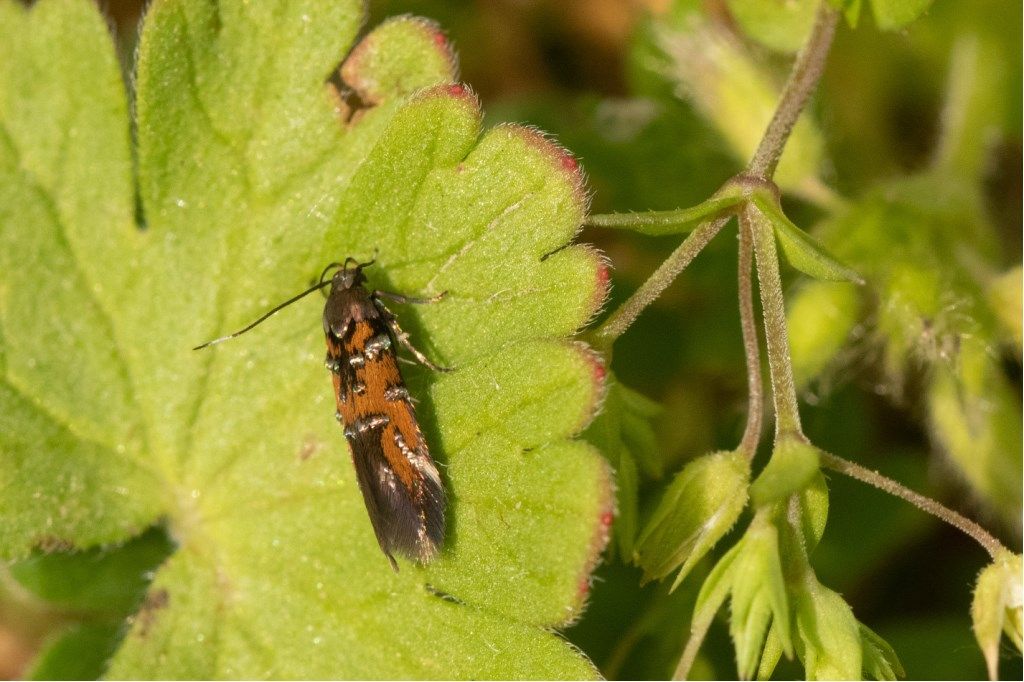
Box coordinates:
[195,258,448,570]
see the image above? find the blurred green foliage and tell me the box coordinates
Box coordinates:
[368,0,1020,678]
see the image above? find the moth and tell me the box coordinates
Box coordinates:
[195,258,447,570]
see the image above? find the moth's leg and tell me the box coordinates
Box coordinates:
[373,290,447,305]
[376,303,453,372]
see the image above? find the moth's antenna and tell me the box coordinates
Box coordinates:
[320,262,345,283]
[193,279,334,350]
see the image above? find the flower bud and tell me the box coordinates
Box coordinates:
[972,552,1023,680]
[634,450,750,589]
[750,437,821,506]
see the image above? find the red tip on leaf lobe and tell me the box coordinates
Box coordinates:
[506,125,586,207]
[571,342,608,433]
[566,458,615,622]
[590,356,606,385]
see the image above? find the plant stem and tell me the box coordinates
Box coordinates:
[747,206,802,436]
[747,2,840,178]
[819,451,1007,560]
[737,217,763,456]
[591,216,730,346]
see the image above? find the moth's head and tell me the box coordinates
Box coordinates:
[332,257,373,290]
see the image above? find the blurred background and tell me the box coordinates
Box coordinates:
[1,0,1020,679]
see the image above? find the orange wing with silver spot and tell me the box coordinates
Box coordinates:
[326,315,444,569]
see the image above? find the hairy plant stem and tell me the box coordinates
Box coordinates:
[819,451,1007,559]
[591,216,730,347]
[592,2,840,348]
[737,218,763,457]
[747,2,840,177]
[747,206,802,436]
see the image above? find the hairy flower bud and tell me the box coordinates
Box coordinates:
[634,450,750,589]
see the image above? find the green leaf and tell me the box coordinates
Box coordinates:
[633,450,749,589]
[752,193,864,284]
[10,527,172,614]
[726,0,818,53]
[27,623,122,681]
[584,373,661,561]
[1,1,613,677]
[340,16,457,105]
[587,194,741,236]
[0,0,165,555]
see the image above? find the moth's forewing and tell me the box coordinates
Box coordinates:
[326,289,444,568]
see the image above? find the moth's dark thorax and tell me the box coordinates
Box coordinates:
[323,282,379,338]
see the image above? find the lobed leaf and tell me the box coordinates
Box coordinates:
[0,0,163,558]
[0,0,613,677]
[27,623,122,681]
[583,372,662,561]
[10,528,172,614]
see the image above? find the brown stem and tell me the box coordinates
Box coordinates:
[747,3,840,179]
[819,451,1006,559]
[747,205,802,436]
[737,217,763,456]
[592,216,730,346]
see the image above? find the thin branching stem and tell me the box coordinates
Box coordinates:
[819,451,1006,559]
[737,217,763,457]
[747,206,802,436]
[592,216,730,347]
[748,2,840,178]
